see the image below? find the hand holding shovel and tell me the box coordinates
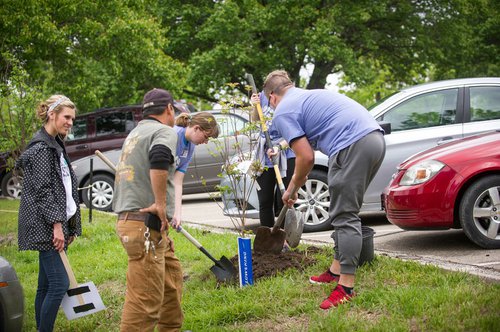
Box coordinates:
[253,185,303,254]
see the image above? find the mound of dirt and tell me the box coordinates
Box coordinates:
[230,246,324,280]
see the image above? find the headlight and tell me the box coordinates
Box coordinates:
[399,160,445,186]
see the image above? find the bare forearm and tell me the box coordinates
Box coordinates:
[289,137,314,189]
[173,171,184,216]
[291,154,313,188]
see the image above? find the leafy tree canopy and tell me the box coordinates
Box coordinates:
[162,0,499,104]
[0,0,187,112]
[0,0,498,111]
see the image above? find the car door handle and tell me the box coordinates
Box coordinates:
[75,144,88,150]
[437,137,454,145]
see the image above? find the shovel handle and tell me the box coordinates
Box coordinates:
[59,251,85,305]
[95,150,117,171]
[176,226,223,267]
[245,73,286,194]
[176,226,202,249]
[60,251,79,288]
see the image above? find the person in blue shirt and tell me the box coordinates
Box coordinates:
[250,92,295,245]
[172,112,219,228]
[263,70,386,309]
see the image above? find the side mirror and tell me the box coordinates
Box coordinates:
[379,121,391,135]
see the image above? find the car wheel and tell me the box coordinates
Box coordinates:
[459,175,500,249]
[296,169,331,232]
[82,174,114,212]
[1,171,22,199]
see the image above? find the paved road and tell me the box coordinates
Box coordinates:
[181,193,500,282]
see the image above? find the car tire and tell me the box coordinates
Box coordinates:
[82,174,115,212]
[459,175,500,249]
[1,171,22,199]
[297,169,332,232]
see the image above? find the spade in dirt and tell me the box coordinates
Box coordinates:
[253,186,304,254]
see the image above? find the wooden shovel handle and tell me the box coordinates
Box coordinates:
[95,150,117,171]
[60,251,85,305]
[245,73,286,195]
[60,251,79,288]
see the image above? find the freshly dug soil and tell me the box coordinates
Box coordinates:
[229,246,323,280]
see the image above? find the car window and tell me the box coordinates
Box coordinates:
[95,111,134,137]
[67,117,87,141]
[469,86,500,122]
[214,114,247,137]
[378,88,458,132]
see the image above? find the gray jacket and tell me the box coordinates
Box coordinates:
[16,127,81,251]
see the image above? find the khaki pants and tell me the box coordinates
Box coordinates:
[117,219,183,332]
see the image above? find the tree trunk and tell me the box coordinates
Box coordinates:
[307,61,335,89]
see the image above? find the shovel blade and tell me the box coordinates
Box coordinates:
[253,226,286,254]
[210,256,238,282]
[284,209,305,248]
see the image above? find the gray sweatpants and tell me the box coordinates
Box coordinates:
[329,130,386,275]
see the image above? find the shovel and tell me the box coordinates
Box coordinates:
[245,73,304,248]
[176,226,237,282]
[95,150,237,282]
[253,186,303,254]
[59,251,106,320]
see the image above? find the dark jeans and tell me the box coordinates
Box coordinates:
[35,250,69,332]
[256,158,295,227]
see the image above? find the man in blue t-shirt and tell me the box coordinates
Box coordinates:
[263,70,386,309]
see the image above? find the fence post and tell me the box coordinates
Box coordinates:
[89,158,93,223]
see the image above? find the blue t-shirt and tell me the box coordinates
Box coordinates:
[258,93,295,167]
[273,87,382,157]
[174,126,195,173]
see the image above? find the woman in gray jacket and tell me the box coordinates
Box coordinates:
[16,95,81,332]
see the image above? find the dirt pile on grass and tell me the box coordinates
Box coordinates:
[230,246,323,280]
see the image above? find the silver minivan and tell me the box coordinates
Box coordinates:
[222,77,500,232]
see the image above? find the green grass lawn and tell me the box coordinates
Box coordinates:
[1,198,499,331]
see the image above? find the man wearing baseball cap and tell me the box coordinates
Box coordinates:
[113,88,183,331]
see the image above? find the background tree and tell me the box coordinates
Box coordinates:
[162,0,499,105]
[0,55,43,168]
[1,0,498,112]
[0,0,187,112]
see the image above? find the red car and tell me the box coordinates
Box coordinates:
[383,130,500,249]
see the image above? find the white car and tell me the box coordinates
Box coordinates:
[221,77,500,232]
